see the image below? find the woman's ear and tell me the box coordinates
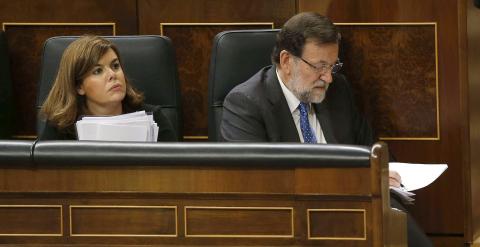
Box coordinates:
[76,84,85,95]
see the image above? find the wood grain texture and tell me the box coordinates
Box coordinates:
[0,0,137,34]
[3,25,114,136]
[429,236,465,247]
[308,210,366,240]
[337,24,437,138]
[0,142,403,246]
[299,0,466,237]
[138,0,295,34]
[162,24,273,136]
[138,0,296,136]
[0,206,62,235]
[0,0,137,136]
[70,206,176,236]
[467,0,480,243]
[0,195,380,246]
[295,167,371,195]
[0,0,471,243]
[0,166,295,193]
[0,165,372,197]
[185,207,292,236]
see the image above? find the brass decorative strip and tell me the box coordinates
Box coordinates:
[2,22,116,35]
[183,135,209,140]
[307,208,366,240]
[335,22,438,25]
[184,206,294,238]
[69,205,177,237]
[335,22,440,141]
[12,134,37,140]
[160,22,275,36]
[0,205,63,236]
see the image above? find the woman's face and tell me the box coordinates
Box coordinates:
[77,48,126,114]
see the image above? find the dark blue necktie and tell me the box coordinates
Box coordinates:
[298,102,317,144]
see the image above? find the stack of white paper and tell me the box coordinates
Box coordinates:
[389,162,448,204]
[75,111,159,142]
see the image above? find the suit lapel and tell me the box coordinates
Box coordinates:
[313,102,338,144]
[264,66,300,142]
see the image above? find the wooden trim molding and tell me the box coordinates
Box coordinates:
[184,206,294,238]
[2,22,116,35]
[307,208,367,241]
[69,205,177,237]
[0,205,63,236]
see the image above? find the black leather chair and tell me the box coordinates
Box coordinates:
[0,31,14,139]
[36,35,182,139]
[207,29,279,141]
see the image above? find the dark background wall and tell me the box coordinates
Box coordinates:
[1,0,478,246]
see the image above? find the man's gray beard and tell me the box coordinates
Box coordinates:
[285,71,327,103]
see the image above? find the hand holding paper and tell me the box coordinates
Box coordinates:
[389,162,448,191]
[388,162,447,204]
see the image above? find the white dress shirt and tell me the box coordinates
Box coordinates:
[276,69,326,144]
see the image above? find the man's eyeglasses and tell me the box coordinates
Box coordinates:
[295,55,343,75]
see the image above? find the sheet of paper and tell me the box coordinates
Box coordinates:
[75,122,98,140]
[76,110,158,142]
[80,111,147,121]
[96,124,148,142]
[389,162,448,191]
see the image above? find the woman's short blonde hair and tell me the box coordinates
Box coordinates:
[41,35,144,130]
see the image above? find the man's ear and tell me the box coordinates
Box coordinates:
[279,50,292,75]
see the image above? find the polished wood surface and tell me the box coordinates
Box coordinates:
[0,166,295,193]
[137,0,295,137]
[70,206,177,236]
[185,207,292,236]
[137,0,293,35]
[0,143,405,246]
[337,24,438,139]
[0,0,295,138]
[308,209,366,239]
[3,25,114,135]
[0,0,136,136]
[0,206,62,235]
[162,24,273,136]
[430,236,466,247]
[467,0,480,244]
[299,0,472,243]
[1,0,476,244]
[0,0,137,33]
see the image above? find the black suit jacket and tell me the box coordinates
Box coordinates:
[221,65,374,145]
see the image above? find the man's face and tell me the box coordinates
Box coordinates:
[283,40,339,103]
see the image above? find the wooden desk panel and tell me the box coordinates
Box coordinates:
[0,142,405,246]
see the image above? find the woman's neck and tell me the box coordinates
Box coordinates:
[86,102,123,116]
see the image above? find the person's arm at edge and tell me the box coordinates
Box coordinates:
[220,91,268,142]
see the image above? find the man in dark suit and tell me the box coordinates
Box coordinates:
[220,57,373,145]
[220,12,433,247]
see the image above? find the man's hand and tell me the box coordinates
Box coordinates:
[389,170,402,188]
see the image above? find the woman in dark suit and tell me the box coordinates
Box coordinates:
[39,35,176,141]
